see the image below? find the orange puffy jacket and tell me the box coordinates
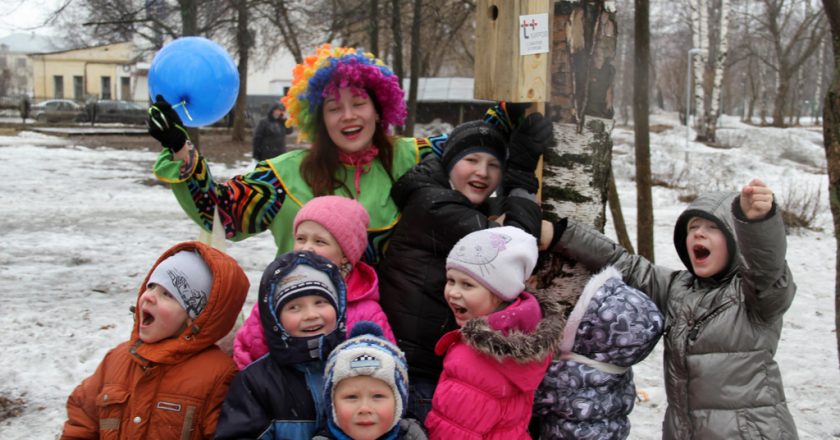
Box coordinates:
[61,242,249,440]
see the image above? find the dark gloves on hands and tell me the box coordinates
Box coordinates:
[504,168,540,194]
[501,196,542,240]
[147,95,189,153]
[504,112,553,194]
[508,112,553,172]
[504,102,531,127]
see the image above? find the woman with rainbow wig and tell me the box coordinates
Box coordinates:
[149,44,431,262]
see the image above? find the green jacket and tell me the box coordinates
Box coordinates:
[555,192,798,440]
[154,137,429,263]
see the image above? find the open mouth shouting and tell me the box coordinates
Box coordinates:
[692,244,711,262]
[140,308,156,327]
[449,301,470,323]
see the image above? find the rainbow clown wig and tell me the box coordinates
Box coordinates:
[282,44,407,142]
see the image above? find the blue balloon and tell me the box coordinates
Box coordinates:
[149,37,239,127]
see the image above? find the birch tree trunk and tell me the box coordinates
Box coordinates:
[759,53,768,125]
[535,0,615,313]
[819,0,840,373]
[816,38,826,124]
[690,0,708,138]
[704,0,730,142]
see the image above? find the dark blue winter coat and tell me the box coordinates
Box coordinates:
[534,266,664,440]
[214,252,347,440]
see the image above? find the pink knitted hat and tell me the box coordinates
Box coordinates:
[294,196,370,265]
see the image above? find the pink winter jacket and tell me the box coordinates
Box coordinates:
[232,261,395,369]
[425,291,563,440]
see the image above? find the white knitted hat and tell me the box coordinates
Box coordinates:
[147,250,213,319]
[446,226,538,302]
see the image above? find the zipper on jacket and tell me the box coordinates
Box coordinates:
[688,300,733,342]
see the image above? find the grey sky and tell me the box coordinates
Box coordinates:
[0,0,61,38]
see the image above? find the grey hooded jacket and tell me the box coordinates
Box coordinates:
[554,191,798,440]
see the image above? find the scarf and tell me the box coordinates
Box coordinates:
[338,146,379,196]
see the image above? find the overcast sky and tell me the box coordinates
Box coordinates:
[0,0,61,39]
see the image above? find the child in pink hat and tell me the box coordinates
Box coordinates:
[233,196,395,369]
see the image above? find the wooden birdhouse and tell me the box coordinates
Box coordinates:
[474,0,551,103]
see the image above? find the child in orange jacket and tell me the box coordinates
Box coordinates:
[61,241,249,439]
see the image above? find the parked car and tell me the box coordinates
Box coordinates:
[89,100,147,125]
[31,99,86,123]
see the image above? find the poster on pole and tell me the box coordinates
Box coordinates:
[519,13,549,56]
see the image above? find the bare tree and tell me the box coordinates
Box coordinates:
[819,0,840,371]
[257,0,336,63]
[390,0,405,81]
[689,0,708,135]
[815,38,827,124]
[369,0,380,55]
[748,0,826,127]
[404,0,422,135]
[635,0,654,261]
[535,0,616,334]
[230,0,252,142]
[703,0,731,142]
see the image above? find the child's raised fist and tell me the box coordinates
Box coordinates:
[739,178,774,220]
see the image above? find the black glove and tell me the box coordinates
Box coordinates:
[147,95,189,153]
[504,102,531,127]
[508,112,553,173]
[502,196,542,240]
[504,168,540,194]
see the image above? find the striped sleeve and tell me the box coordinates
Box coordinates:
[167,156,287,241]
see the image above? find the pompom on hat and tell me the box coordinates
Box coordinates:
[446,226,538,302]
[282,44,406,142]
[294,196,370,265]
[323,321,409,434]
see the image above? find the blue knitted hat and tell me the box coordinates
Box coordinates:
[323,321,409,433]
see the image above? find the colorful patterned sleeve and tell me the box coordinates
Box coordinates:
[154,149,286,241]
[414,135,436,159]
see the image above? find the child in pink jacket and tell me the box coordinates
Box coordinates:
[233,195,395,369]
[424,226,564,440]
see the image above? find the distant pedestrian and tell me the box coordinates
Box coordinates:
[252,102,292,161]
[19,96,30,123]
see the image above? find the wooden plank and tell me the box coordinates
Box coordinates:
[474,0,551,102]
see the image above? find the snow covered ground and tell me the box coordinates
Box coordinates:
[1,113,838,439]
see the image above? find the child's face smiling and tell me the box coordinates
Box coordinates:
[444,268,503,327]
[294,220,347,267]
[279,295,337,337]
[138,284,189,343]
[686,217,729,278]
[334,376,395,440]
[448,152,502,205]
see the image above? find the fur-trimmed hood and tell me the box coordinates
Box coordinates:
[459,289,566,363]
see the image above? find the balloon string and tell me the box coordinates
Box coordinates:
[172,101,194,122]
